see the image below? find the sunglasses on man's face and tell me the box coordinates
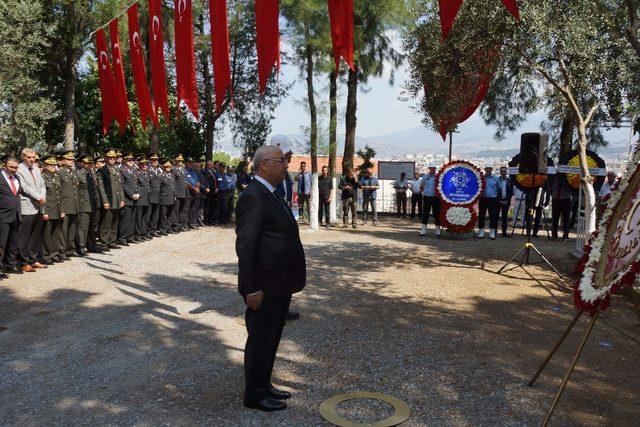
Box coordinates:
[265,157,286,164]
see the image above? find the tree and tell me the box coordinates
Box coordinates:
[0,0,57,152]
[355,144,376,178]
[405,0,639,233]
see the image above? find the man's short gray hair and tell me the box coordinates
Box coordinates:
[21,148,36,158]
[253,146,271,170]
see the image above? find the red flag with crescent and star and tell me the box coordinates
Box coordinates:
[127,3,158,129]
[255,0,280,93]
[438,0,519,39]
[149,0,170,124]
[109,19,130,134]
[174,0,199,118]
[209,0,232,114]
[95,28,118,135]
[328,0,355,71]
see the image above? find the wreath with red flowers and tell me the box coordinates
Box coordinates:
[573,152,640,316]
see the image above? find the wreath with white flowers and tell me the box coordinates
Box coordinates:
[436,160,485,205]
[441,204,477,233]
[574,147,640,315]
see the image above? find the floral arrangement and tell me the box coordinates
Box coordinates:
[574,148,640,315]
[436,160,484,234]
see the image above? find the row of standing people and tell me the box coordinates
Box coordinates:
[0,148,251,276]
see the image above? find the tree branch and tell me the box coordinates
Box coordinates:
[584,102,600,126]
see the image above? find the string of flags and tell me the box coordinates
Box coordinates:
[93,0,355,136]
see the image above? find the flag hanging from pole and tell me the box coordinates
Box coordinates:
[95,28,118,135]
[175,0,199,118]
[438,0,519,39]
[209,0,232,114]
[149,0,170,123]
[328,0,355,71]
[109,19,130,134]
[127,3,158,129]
[255,0,280,93]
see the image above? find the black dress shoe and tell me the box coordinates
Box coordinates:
[77,249,87,256]
[59,254,70,261]
[108,243,119,249]
[268,387,292,400]
[40,259,54,266]
[0,272,8,279]
[3,266,23,274]
[243,397,287,412]
[118,240,130,246]
[286,310,300,321]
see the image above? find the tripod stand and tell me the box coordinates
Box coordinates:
[497,173,562,277]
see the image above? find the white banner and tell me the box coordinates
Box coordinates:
[557,165,606,176]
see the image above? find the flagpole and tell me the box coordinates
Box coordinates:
[88,0,140,40]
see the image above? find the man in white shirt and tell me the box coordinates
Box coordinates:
[16,148,47,271]
[598,171,617,198]
[410,172,423,219]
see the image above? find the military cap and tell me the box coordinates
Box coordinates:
[116,150,123,157]
[137,156,149,164]
[105,149,118,158]
[81,155,94,163]
[174,154,185,162]
[42,154,58,165]
[62,150,76,160]
[123,152,135,160]
[149,153,160,160]
[161,159,173,167]
[94,155,105,163]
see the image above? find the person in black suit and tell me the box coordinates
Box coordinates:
[0,156,23,277]
[497,166,514,237]
[235,145,306,412]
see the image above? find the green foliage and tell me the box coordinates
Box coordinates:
[0,0,57,152]
[356,144,376,177]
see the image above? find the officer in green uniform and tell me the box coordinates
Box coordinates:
[41,155,64,264]
[97,149,125,249]
[159,159,177,235]
[147,153,161,237]
[135,156,151,240]
[76,155,100,255]
[57,150,80,259]
[93,155,106,248]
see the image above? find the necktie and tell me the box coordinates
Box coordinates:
[9,175,17,196]
[300,174,305,194]
[28,166,36,181]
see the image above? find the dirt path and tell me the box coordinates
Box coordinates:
[1,219,639,425]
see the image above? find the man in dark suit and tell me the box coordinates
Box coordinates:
[497,166,514,237]
[235,145,306,412]
[0,156,23,276]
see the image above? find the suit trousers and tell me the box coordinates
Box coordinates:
[204,194,217,224]
[396,192,407,216]
[478,197,499,230]
[136,205,149,236]
[42,218,62,261]
[61,214,78,255]
[149,203,160,232]
[99,209,119,245]
[552,198,572,239]
[179,197,190,227]
[17,213,43,265]
[298,194,310,220]
[318,201,330,225]
[160,204,175,233]
[188,195,201,227]
[411,193,422,218]
[422,196,441,226]
[0,221,20,268]
[342,197,357,225]
[118,205,134,241]
[216,191,228,224]
[498,202,510,235]
[227,191,236,222]
[244,294,292,403]
[76,212,92,251]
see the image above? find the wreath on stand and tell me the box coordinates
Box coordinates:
[436,160,485,234]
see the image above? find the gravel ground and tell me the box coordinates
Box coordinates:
[1,218,639,426]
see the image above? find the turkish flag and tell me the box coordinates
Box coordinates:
[501,0,520,20]
[109,19,130,134]
[175,0,199,118]
[149,0,170,123]
[328,0,355,71]
[127,4,158,129]
[255,0,280,93]
[209,0,232,114]
[439,0,519,39]
[95,28,118,135]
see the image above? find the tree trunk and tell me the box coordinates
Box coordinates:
[329,70,337,176]
[198,14,215,161]
[304,34,318,231]
[577,123,596,233]
[63,60,77,150]
[559,113,574,156]
[343,66,357,172]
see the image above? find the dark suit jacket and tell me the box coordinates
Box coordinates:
[235,179,306,296]
[0,173,21,224]
[274,173,293,203]
[498,176,514,203]
[120,166,139,207]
